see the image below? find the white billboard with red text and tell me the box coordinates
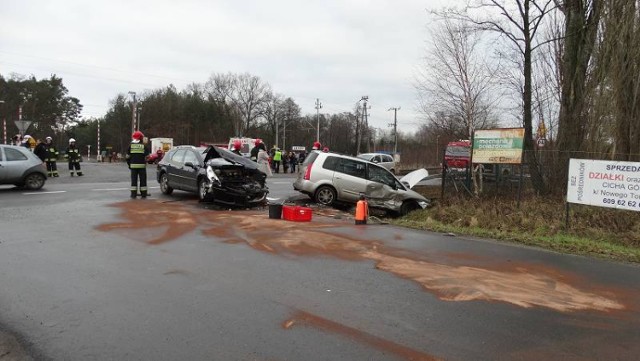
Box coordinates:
[567,158,640,211]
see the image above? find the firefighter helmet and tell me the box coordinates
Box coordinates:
[69,138,76,144]
[132,131,144,140]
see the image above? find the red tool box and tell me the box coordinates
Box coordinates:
[282,205,313,222]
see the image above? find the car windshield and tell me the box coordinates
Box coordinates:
[357,154,374,161]
[445,146,470,157]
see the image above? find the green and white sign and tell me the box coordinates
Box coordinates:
[472,128,525,164]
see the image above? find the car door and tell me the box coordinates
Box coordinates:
[380,154,395,172]
[178,149,200,192]
[0,147,5,182]
[333,158,368,202]
[365,163,403,208]
[167,149,186,190]
[2,147,31,183]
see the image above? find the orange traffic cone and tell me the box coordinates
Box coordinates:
[355,195,368,225]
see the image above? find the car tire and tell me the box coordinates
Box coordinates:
[399,200,420,216]
[24,173,46,190]
[314,185,337,206]
[198,177,213,202]
[159,173,173,195]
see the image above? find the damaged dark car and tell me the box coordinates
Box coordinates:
[157,145,268,207]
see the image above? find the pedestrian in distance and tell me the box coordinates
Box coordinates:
[126,131,150,198]
[34,138,47,163]
[44,136,59,177]
[21,135,33,150]
[273,147,282,174]
[65,138,83,176]
[257,144,272,177]
[282,151,289,173]
[289,152,297,173]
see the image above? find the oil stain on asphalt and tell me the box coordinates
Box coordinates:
[96,200,630,314]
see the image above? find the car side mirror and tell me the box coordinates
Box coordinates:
[184,161,195,169]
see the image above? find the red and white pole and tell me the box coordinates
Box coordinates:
[97,121,100,161]
[3,118,6,144]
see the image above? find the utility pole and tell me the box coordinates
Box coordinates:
[0,100,5,144]
[97,120,100,161]
[388,107,400,155]
[128,91,137,134]
[315,98,322,143]
[359,96,369,154]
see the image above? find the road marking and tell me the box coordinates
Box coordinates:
[23,191,67,195]
[93,186,159,191]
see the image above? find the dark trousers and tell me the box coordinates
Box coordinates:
[46,161,58,176]
[130,167,148,197]
[68,161,82,176]
[273,161,280,173]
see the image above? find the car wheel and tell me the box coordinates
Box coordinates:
[399,200,420,216]
[315,185,337,206]
[198,178,213,202]
[160,173,173,195]
[24,173,46,190]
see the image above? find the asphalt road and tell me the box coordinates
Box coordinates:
[0,162,639,360]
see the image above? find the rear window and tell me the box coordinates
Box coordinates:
[302,151,319,166]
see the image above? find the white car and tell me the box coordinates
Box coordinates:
[357,153,396,174]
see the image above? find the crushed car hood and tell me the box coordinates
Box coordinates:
[204,145,258,170]
[399,169,429,189]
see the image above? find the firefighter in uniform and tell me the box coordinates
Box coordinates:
[126,131,150,198]
[44,136,59,177]
[65,138,83,176]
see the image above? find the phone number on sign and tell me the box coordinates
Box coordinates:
[602,198,639,207]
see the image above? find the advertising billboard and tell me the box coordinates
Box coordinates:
[472,128,525,164]
[567,158,640,212]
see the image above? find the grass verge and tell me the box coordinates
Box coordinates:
[392,197,640,263]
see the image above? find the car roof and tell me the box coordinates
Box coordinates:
[319,151,383,165]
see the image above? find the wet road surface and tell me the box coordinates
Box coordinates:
[0,163,639,360]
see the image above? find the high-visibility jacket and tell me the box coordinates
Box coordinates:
[126,141,149,169]
[65,146,81,162]
[273,150,282,161]
[46,145,59,162]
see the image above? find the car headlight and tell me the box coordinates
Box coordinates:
[418,201,429,209]
[207,166,220,183]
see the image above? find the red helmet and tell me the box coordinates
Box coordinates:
[132,131,144,140]
[255,138,262,145]
[322,147,329,152]
[233,140,242,150]
[313,141,321,150]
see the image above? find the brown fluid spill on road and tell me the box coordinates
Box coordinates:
[95,200,199,245]
[282,310,440,361]
[97,200,628,313]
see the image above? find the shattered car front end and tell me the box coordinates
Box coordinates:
[202,146,268,207]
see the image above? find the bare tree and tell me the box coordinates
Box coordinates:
[205,72,271,136]
[444,0,556,194]
[416,17,501,139]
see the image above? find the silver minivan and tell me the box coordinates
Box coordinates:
[293,151,429,215]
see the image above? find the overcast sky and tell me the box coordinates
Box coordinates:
[1,0,452,133]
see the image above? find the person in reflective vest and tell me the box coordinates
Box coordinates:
[273,148,282,174]
[44,136,59,177]
[126,131,150,198]
[65,138,83,176]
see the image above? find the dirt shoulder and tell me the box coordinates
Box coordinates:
[0,331,32,361]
